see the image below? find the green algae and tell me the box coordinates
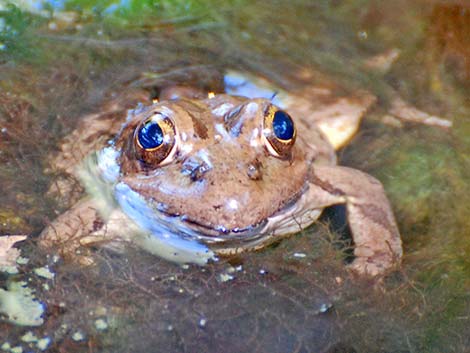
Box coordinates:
[20,331,37,343]
[36,337,51,351]
[0,210,28,235]
[94,318,108,331]
[342,86,470,353]
[0,281,44,327]
[33,266,55,279]
[0,3,45,64]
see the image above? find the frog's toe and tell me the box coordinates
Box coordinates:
[347,252,398,277]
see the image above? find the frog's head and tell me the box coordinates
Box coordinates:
[113,94,313,237]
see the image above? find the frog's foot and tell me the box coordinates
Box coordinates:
[39,198,112,265]
[347,252,397,277]
[388,95,452,129]
[309,165,402,276]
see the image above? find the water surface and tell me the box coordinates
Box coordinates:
[1,1,469,352]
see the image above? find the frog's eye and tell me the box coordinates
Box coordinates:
[262,106,296,159]
[134,113,177,166]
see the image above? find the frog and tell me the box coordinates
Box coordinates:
[39,70,402,276]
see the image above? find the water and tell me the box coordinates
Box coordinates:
[1,1,469,352]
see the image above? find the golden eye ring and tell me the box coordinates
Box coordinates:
[134,112,178,166]
[262,105,296,159]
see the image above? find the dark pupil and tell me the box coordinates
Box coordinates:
[273,110,294,140]
[138,121,164,149]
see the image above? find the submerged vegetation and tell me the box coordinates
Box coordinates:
[0,0,469,352]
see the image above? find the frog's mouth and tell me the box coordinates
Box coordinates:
[114,180,321,256]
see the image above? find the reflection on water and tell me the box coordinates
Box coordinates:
[1,1,470,352]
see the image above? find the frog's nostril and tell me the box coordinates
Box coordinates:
[247,160,263,180]
[181,156,212,182]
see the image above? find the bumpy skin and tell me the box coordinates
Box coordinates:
[40,79,402,276]
[116,95,313,231]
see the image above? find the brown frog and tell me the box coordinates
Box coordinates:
[40,72,402,276]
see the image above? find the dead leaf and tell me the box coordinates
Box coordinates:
[0,235,27,268]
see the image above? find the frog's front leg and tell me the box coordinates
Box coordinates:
[39,198,110,265]
[309,165,402,276]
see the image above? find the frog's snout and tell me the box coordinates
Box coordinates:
[180,152,264,184]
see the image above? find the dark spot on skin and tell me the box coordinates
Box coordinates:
[310,170,346,196]
[92,218,105,232]
[186,110,209,139]
[358,203,398,237]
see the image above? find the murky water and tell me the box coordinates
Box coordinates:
[1,1,469,352]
